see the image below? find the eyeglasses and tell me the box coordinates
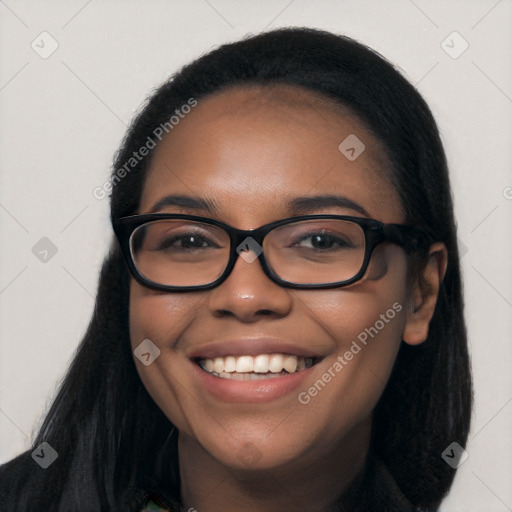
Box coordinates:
[113,213,429,292]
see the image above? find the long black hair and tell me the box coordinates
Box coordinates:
[0,27,472,511]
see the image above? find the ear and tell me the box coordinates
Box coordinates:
[402,242,448,346]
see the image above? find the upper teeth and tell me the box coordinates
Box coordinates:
[198,354,313,374]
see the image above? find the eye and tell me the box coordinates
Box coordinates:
[155,232,219,251]
[293,230,355,251]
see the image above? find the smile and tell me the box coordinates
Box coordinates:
[187,338,325,402]
[196,354,316,380]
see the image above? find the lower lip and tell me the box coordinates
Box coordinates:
[189,359,315,403]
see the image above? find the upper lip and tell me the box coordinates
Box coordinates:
[187,338,324,360]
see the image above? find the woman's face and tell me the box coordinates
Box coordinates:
[129,85,415,472]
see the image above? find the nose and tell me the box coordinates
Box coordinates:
[207,245,293,321]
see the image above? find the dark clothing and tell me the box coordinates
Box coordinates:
[0,446,434,511]
[138,448,425,512]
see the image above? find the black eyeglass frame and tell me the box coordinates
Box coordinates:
[113,213,430,292]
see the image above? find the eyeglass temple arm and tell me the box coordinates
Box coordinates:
[382,224,431,254]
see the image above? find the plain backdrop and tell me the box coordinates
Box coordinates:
[1,1,511,510]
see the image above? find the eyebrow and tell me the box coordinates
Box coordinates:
[149,194,370,217]
[287,195,370,217]
[150,194,219,213]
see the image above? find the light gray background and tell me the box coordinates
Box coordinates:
[1,1,511,510]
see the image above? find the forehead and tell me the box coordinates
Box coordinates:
[139,85,404,224]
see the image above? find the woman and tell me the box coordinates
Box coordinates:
[0,27,472,511]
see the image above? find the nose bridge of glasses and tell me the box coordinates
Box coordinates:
[227,219,272,242]
[229,226,268,266]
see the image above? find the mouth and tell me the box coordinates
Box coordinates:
[194,353,320,380]
[187,338,326,402]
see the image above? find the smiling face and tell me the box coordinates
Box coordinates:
[129,84,417,475]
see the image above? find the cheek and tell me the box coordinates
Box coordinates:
[304,288,405,387]
[128,282,207,431]
[129,282,207,345]
[302,245,408,347]
[295,249,408,424]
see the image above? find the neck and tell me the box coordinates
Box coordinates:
[178,416,372,512]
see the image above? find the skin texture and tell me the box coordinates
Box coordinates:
[129,85,447,512]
